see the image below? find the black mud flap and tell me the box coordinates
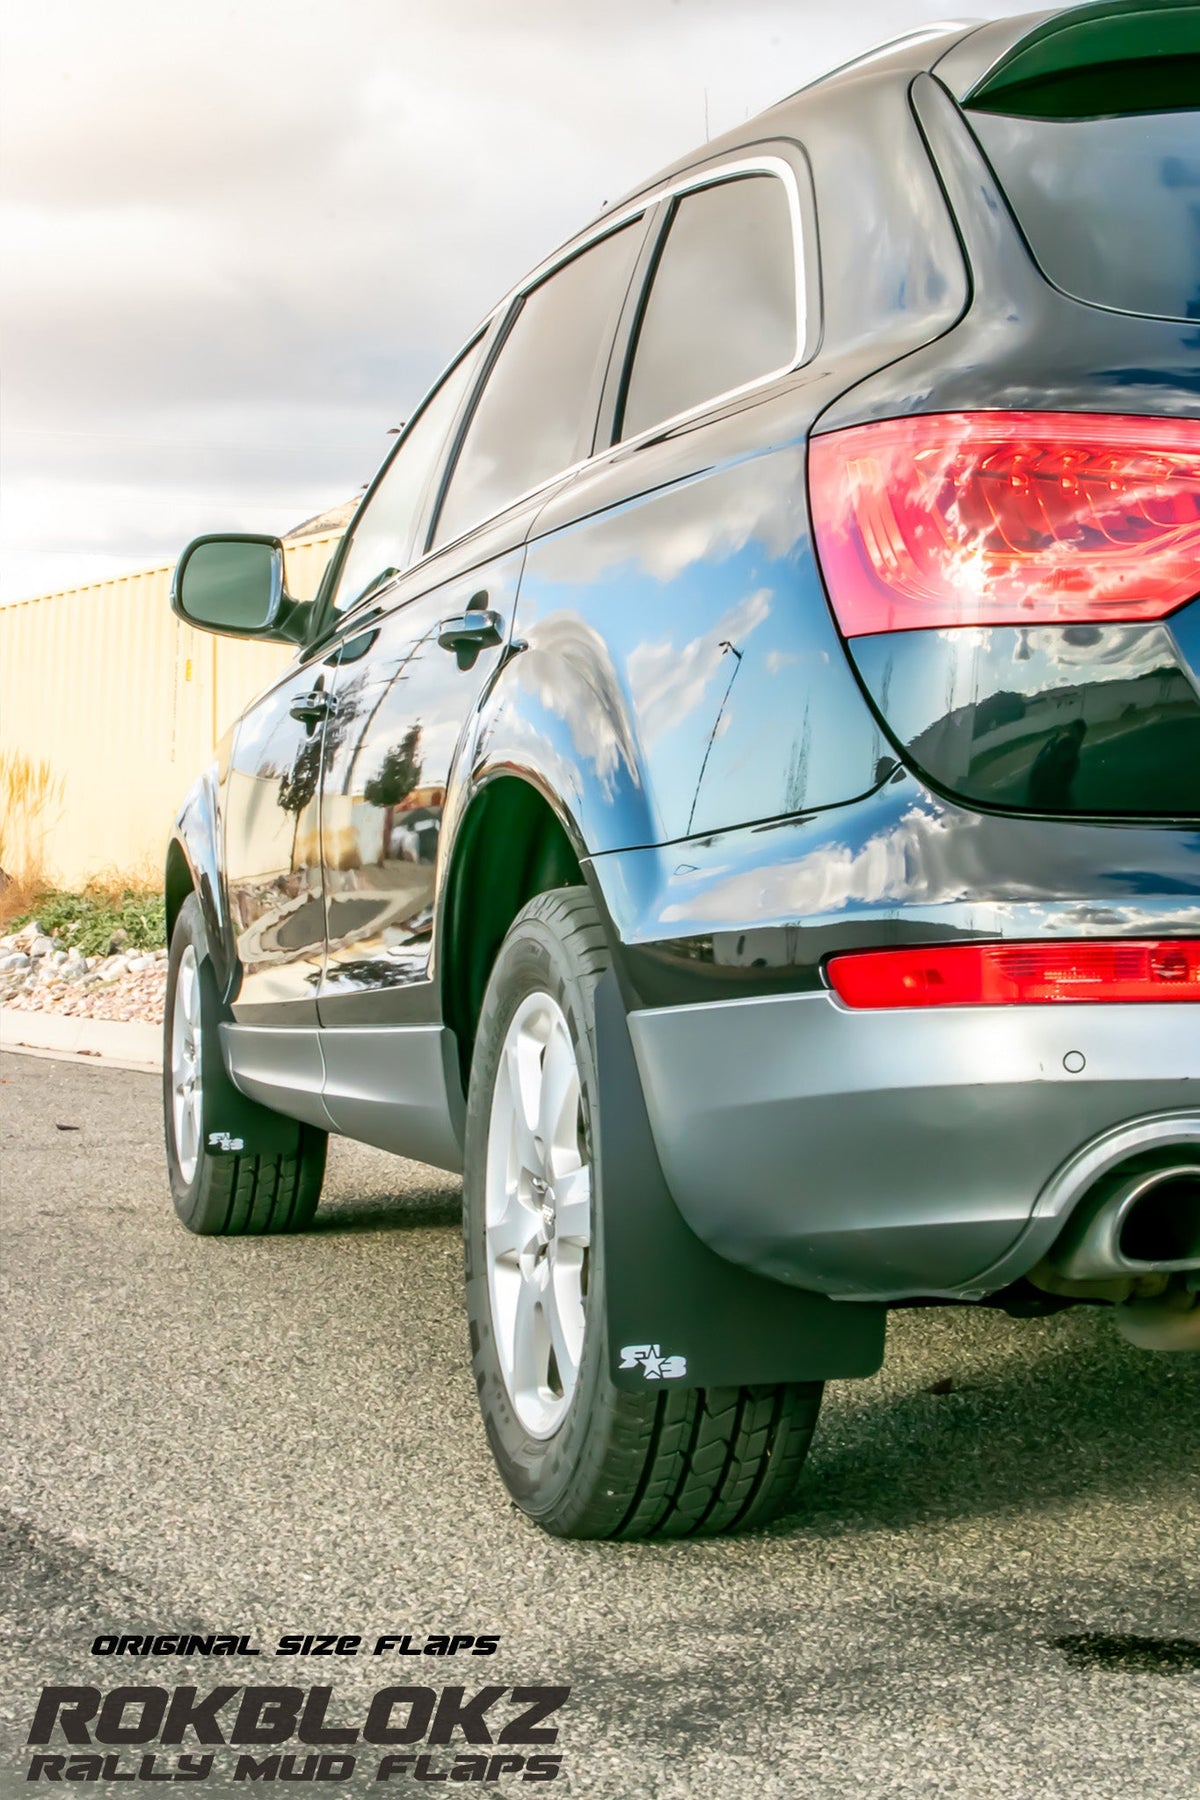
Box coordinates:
[196,954,305,1157]
[595,969,886,1392]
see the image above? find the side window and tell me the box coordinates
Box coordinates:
[432,219,643,548]
[619,175,798,442]
[331,333,488,614]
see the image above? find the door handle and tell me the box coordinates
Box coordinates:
[436,608,504,669]
[289,688,332,730]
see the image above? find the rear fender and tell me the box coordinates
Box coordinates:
[454,631,659,861]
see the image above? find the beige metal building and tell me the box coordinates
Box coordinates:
[0,525,346,889]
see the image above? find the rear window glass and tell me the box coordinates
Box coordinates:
[968,104,1200,323]
[619,174,798,441]
[432,220,643,547]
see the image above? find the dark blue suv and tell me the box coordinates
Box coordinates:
[165,2,1200,1537]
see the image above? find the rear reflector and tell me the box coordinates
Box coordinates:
[809,411,1200,635]
[826,939,1200,1007]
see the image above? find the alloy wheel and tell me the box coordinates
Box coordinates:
[484,991,591,1437]
[171,944,203,1184]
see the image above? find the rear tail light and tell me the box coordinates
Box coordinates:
[826,939,1200,1008]
[809,411,1200,635]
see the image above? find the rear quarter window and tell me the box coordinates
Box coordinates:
[618,173,799,441]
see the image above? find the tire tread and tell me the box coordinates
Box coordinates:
[465,885,823,1541]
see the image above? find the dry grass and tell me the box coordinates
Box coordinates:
[0,752,161,940]
[0,751,63,924]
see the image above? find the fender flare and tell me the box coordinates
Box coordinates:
[165,763,237,1005]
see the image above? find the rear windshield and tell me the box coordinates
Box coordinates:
[960,11,1200,321]
[968,102,1200,323]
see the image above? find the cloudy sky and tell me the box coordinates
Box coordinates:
[1,0,1033,603]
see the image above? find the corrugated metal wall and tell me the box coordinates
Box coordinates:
[0,532,341,887]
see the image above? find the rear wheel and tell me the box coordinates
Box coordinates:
[463,887,824,1539]
[164,893,327,1235]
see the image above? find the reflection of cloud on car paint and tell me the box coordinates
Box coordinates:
[532,445,809,590]
[626,587,772,747]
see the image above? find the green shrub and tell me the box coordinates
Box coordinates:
[9,884,166,957]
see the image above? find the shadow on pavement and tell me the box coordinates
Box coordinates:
[790,1312,1200,1534]
[312,1189,462,1234]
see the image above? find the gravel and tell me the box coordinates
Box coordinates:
[0,919,166,1025]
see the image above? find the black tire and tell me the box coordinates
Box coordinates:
[163,893,327,1235]
[463,887,824,1540]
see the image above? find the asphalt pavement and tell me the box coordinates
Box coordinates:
[1,1049,1197,1799]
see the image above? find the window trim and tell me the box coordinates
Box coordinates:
[316,322,497,629]
[421,152,811,558]
[423,210,652,557]
[323,148,811,628]
[612,157,811,450]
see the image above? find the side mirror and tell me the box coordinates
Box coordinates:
[171,535,310,644]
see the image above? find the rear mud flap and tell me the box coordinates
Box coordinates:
[595,969,886,1392]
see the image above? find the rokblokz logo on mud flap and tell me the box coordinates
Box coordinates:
[24,1681,569,1783]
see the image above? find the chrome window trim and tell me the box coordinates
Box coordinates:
[419,153,810,562]
[612,154,810,451]
[330,150,811,614]
[322,321,498,624]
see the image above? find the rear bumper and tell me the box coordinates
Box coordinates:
[626,992,1200,1300]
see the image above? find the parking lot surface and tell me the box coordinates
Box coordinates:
[1,1050,1197,1798]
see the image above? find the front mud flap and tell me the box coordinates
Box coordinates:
[196,954,306,1157]
[595,969,886,1392]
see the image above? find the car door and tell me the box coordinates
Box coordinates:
[314,212,651,1162]
[317,539,521,1019]
[220,331,494,1033]
[222,650,343,1027]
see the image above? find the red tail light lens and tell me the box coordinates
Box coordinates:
[809,412,1200,635]
[826,939,1200,1008]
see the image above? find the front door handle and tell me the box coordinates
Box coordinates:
[289,688,332,731]
[436,608,504,670]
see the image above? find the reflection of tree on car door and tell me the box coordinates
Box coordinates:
[222,659,364,1023]
[318,553,518,1024]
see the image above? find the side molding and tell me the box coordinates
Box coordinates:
[220,1023,334,1134]
[320,1024,466,1173]
[593,968,886,1389]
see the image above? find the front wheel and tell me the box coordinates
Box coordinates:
[463,887,824,1539]
[164,893,327,1235]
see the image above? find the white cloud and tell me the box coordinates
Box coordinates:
[0,0,1029,601]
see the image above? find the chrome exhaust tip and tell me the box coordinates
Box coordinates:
[1047,1163,1200,1283]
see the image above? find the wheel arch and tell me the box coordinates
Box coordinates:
[164,838,194,942]
[439,772,591,1088]
[165,766,236,1000]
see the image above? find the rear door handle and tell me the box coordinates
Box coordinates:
[436,607,504,669]
[289,688,332,730]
